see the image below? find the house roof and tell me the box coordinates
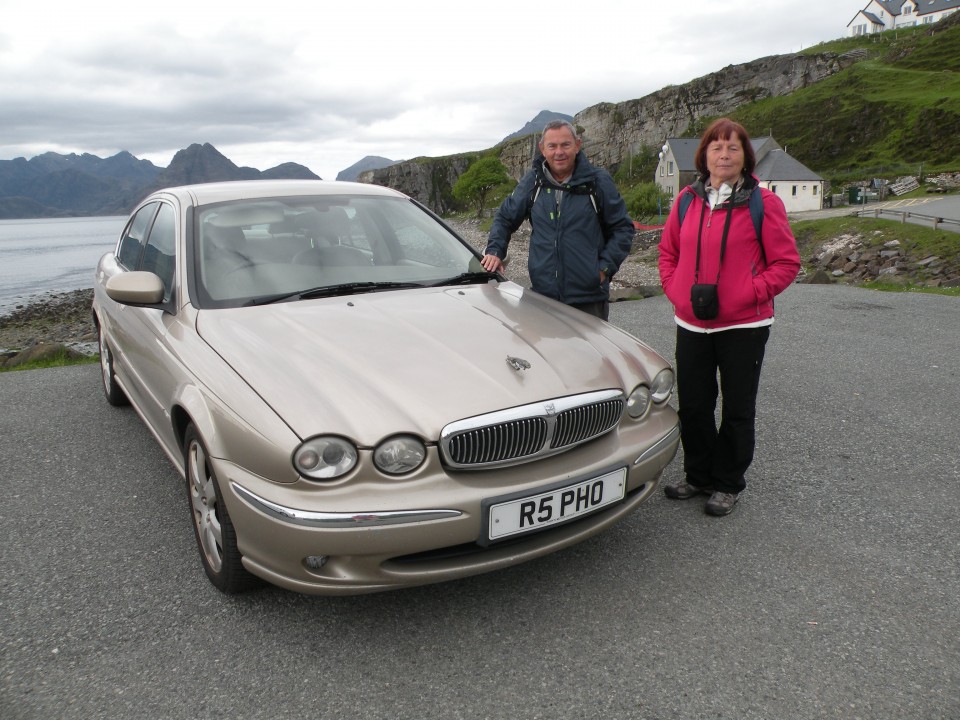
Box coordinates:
[665,139,699,171]
[878,0,907,13]
[908,0,960,15]
[754,150,823,182]
[665,136,780,172]
[863,0,960,17]
[662,137,821,182]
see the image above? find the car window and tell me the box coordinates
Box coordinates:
[140,203,177,303]
[193,195,482,308]
[393,219,456,266]
[117,202,158,269]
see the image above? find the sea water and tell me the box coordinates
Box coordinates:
[0,216,125,314]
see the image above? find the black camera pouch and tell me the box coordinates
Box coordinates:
[691,283,719,320]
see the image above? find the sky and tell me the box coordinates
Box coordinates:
[0,0,868,180]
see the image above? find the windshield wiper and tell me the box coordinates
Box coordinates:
[300,281,423,299]
[429,271,501,287]
[244,282,423,306]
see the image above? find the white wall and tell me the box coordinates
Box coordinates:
[759,180,823,212]
[654,150,680,199]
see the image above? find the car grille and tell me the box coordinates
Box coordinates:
[440,390,624,469]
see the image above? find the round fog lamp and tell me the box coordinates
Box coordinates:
[305,555,329,570]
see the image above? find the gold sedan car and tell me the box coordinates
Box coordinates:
[93,180,679,595]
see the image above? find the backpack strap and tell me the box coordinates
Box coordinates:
[677,185,764,243]
[529,176,600,216]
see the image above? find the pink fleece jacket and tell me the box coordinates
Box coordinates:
[658,181,801,330]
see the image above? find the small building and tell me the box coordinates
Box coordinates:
[754,150,824,212]
[655,136,824,213]
[848,0,960,36]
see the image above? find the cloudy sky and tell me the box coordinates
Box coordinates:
[0,0,867,180]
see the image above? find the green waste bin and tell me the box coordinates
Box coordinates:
[848,187,862,204]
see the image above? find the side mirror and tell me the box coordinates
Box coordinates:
[105,271,165,305]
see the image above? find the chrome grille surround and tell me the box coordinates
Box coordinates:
[440,389,624,469]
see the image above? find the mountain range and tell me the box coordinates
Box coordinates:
[0,143,322,219]
[0,110,574,219]
[2,15,957,220]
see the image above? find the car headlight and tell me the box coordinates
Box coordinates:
[294,436,358,480]
[626,385,651,419]
[374,435,426,475]
[650,368,675,404]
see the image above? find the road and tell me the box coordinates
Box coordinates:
[790,194,960,233]
[2,284,959,719]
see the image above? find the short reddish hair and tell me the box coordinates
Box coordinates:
[694,118,756,178]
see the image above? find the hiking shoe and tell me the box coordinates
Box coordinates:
[664,479,713,500]
[705,491,740,516]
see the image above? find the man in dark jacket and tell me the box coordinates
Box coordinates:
[481,120,635,320]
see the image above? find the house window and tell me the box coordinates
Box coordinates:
[668,161,674,176]
[792,186,798,197]
[771,184,778,194]
[660,164,665,177]
[813,186,818,196]
[904,6,912,14]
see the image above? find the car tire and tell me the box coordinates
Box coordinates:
[98,323,129,407]
[183,424,260,593]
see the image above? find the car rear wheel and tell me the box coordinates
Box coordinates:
[98,324,128,406]
[183,424,260,593]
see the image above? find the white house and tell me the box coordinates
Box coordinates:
[848,0,960,36]
[654,136,824,213]
[754,150,824,213]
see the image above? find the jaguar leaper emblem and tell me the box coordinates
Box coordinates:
[506,356,531,372]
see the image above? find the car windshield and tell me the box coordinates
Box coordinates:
[192,194,487,308]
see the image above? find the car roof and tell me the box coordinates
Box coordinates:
[150,179,408,207]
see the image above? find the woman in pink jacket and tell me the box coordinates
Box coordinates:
[658,118,801,516]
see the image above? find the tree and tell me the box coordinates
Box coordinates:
[622,182,664,222]
[453,157,511,217]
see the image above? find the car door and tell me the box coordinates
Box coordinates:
[111,201,183,453]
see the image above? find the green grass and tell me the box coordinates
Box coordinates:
[0,349,99,373]
[791,216,960,260]
[791,215,960,295]
[862,281,960,295]
[725,17,960,184]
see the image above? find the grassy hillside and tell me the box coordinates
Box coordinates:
[731,16,960,183]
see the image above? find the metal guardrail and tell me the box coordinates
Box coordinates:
[855,207,960,233]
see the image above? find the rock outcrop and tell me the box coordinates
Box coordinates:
[362,52,860,210]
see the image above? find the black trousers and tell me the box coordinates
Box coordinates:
[675,325,770,493]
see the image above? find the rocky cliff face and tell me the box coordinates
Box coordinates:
[359,155,475,215]
[576,52,857,171]
[363,51,859,210]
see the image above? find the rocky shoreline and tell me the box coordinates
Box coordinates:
[0,288,98,364]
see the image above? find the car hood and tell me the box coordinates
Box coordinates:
[196,282,663,444]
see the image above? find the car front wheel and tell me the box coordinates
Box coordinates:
[98,323,128,407]
[183,424,260,593]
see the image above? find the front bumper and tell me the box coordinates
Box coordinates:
[217,407,680,595]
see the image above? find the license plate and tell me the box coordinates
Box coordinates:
[486,467,626,542]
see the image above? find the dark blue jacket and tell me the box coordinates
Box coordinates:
[485,152,635,306]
